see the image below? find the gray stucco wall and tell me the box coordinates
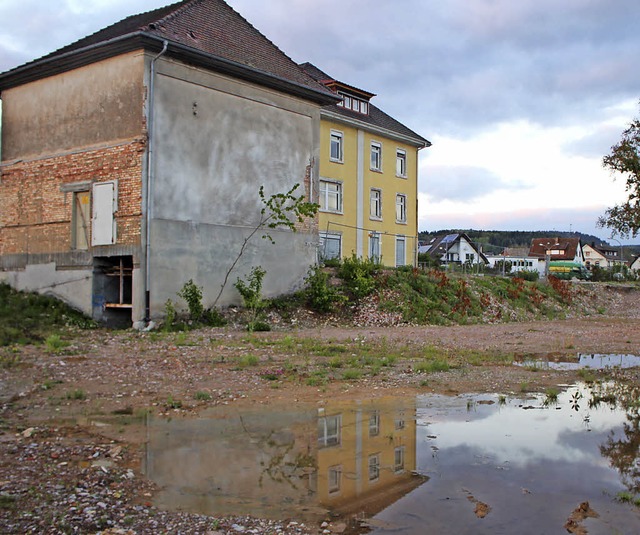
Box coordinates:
[146,59,321,316]
[1,52,145,160]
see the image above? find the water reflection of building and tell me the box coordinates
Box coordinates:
[144,398,425,525]
[316,397,426,518]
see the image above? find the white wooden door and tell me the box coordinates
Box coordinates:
[91,181,117,246]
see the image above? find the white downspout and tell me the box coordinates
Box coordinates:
[144,40,168,324]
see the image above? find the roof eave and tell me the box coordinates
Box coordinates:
[0,32,340,106]
[322,108,431,149]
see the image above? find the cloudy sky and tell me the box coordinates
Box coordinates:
[1,0,639,244]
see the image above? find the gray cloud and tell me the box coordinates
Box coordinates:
[563,124,627,159]
[422,166,529,202]
[2,0,638,138]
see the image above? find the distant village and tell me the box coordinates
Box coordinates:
[417,231,639,279]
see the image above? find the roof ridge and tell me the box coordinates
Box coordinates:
[148,0,199,28]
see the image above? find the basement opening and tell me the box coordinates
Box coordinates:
[93,256,133,328]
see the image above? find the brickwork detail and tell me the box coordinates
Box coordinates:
[294,157,319,235]
[1,140,145,256]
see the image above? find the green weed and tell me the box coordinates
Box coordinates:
[238,354,259,367]
[45,334,70,354]
[415,359,450,373]
[65,388,86,400]
[194,391,212,401]
[341,369,362,381]
[165,395,183,409]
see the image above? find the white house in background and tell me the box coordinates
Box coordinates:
[418,232,488,267]
[528,237,585,277]
[583,242,624,270]
[630,255,640,273]
[484,247,537,275]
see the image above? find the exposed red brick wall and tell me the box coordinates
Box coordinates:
[1,139,145,256]
[293,157,319,234]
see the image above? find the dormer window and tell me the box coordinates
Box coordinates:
[337,91,369,115]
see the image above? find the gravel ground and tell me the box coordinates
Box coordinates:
[1,282,639,534]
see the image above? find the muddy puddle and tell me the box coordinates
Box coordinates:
[143,383,640,534]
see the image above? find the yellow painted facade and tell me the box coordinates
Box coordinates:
[316,398,421,515]
[318,117,423,267]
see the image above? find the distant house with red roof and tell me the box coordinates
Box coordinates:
[528,237,585,276]
[582,242,624,270]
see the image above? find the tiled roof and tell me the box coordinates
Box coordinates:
[529,237,581,260]
[300,62,430,147]
[1,0,335,100]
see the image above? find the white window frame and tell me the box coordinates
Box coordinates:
[330,130,343,163]
[318,414,341,448]
[396,194,407,223]
[370,188,382,220]
[319,232,342,261]
[394,446,405,473]
[328,465,342,495]
[370,141,382,171]
[395,236,406,267]
[369,233,381,263]
[368,453,380,482]
[369,411,380,437]
[396,149,407,178]
[319,179,343,213]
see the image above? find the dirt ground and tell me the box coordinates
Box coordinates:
[1,283,639,534]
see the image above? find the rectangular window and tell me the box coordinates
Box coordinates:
[396,149,407,177]
[72,190,91,250]
[394,446,405,473]
[328,465,342,494]
[330,131,343,162]
[361,101,369,114]
[369,411,380,437]
[319,233,342,260]
[369,233,381,262]
[370,142,382,171]
[319,180,343,213]
[395,236,406,267]
[395,413,405,430]
[318,414,341,447]
[370,188,382,219]
[368,454,380,482]
[396,194,407,223]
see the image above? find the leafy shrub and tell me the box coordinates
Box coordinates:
[178,279,204,321]
[304,266,346,312]
[337,255,380,301]
[163,299,177,331]
[517,269,539,281]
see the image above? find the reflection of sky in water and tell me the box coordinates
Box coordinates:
[143,385,640,534]
[516,353,640,370]
[418,387,626,467]
[369,386,640,535]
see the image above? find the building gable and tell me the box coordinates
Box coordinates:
[0,0,337,105]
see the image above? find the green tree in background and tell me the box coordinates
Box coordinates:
[598,103,640,238]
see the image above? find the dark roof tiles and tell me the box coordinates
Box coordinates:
[300,62,429,147]
[3,0,332,97]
